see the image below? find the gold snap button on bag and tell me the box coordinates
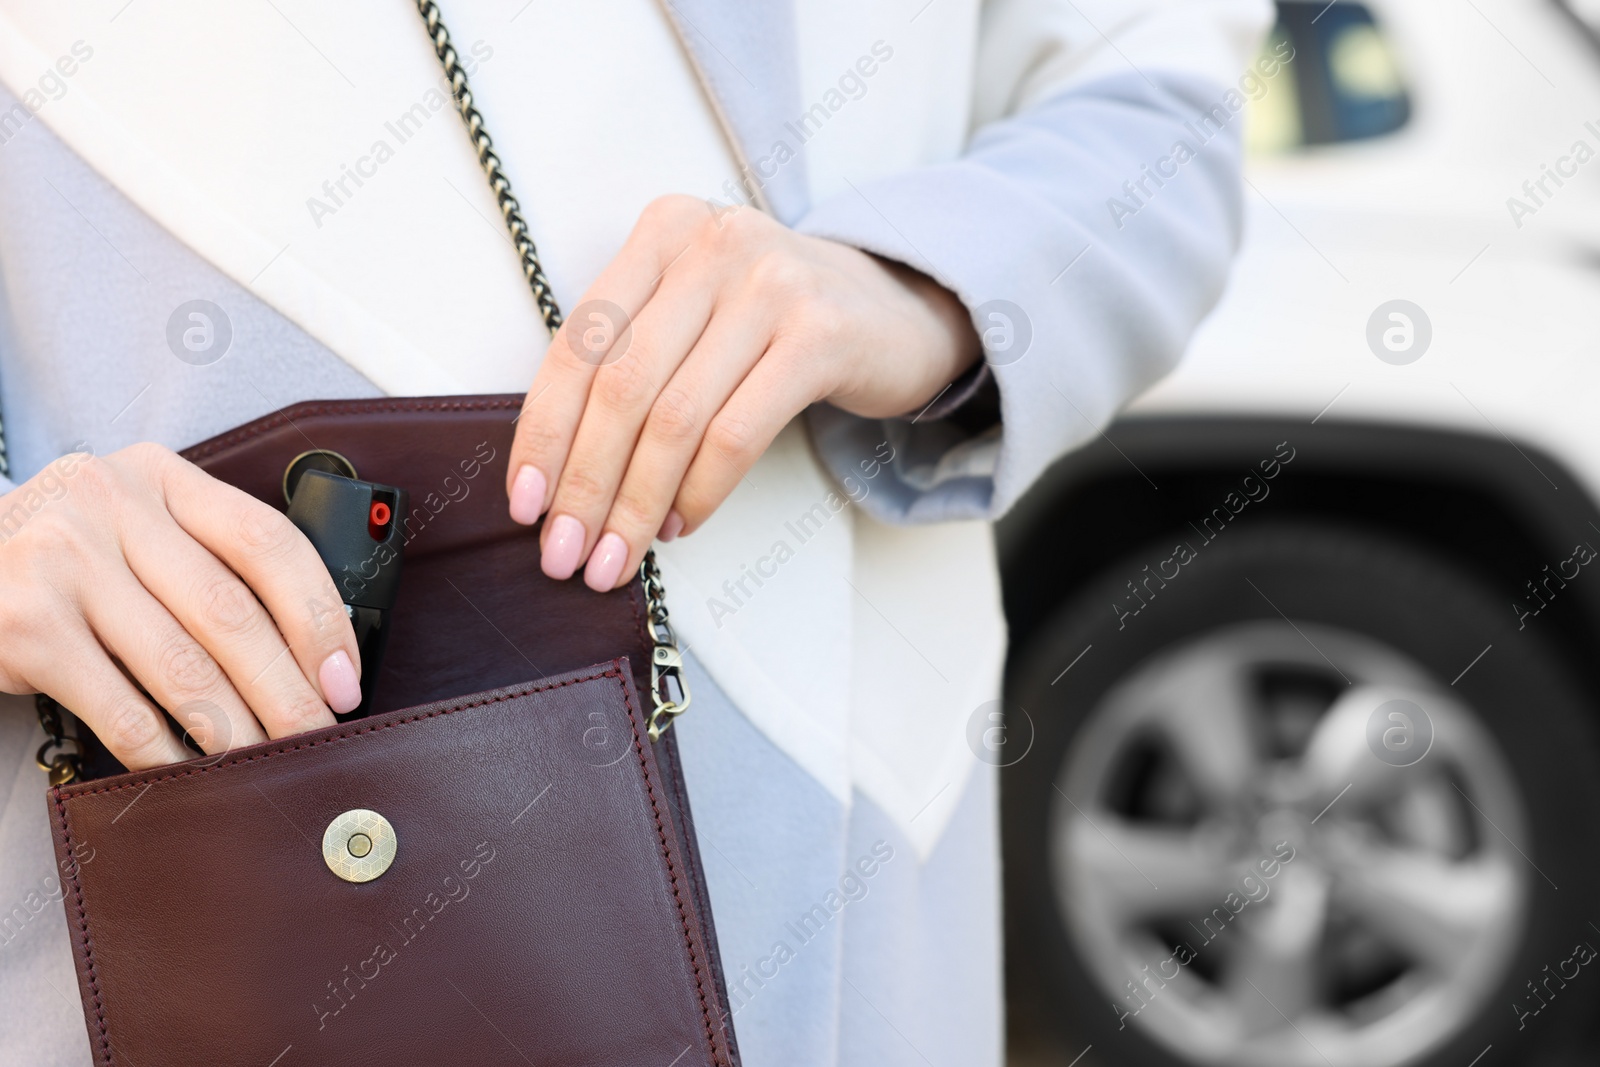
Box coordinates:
[322,809,397,883]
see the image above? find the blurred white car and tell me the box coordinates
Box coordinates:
[999,3,1600,1066]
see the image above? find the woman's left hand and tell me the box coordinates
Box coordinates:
[504,194,981,590]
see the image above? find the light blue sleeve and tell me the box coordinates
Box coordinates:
[797,70,1249,523]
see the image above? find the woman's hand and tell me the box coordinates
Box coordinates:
[0,444,363,770]
[505,194,981,590]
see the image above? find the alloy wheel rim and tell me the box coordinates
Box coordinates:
[1049,621,1529,1067]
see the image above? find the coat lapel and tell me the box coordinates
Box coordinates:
[656,0,811,223]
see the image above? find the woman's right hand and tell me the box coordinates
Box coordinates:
[0,443,364,770]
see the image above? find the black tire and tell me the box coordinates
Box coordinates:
[1002,522,1600,1067]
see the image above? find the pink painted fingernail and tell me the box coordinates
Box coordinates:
[658,509,685,543]
[319,650,362,715]
[584,532,629,592]
[509,464,547,525]
[542,514,586,579]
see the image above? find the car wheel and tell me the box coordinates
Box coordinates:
[1003,523,1600,1067]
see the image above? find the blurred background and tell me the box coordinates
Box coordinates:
[996,2,1600,1064]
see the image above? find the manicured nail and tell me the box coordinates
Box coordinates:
[658,509,684,543]
[319,650,362,715]
[542,514,586,579]
[509,464,547,525]
[585,532,628,592]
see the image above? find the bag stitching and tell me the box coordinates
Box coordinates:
[55,670,608,798]
[52,799,110,1066]
[616,663,726,1063]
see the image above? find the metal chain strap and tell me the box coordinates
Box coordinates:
[414,0,563,335]
[416,0,689,738]
[35,695,83,785]
[639,553,690,741]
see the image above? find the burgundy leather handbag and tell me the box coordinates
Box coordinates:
[44,397,738,1067]
[36,4,741,1063]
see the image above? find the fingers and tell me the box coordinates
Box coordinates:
[673,341,824,537]
[507,195,711,526]
[78,567,271,753]
[577,300,779,591]
[0,442,365,773]
[154,455,362,717]
[33,622,192,771]
[117,505,336,738]
[539,266,722,583]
